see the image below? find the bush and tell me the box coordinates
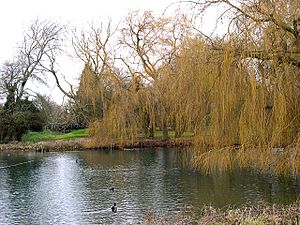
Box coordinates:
[0,98,45,143]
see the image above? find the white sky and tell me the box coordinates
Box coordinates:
[0,0,219,103]
[0,0,176,58]
[0,0,180,103]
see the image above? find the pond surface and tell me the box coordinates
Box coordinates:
[0,148,299,224]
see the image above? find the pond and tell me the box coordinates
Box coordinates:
[0,148,299,224]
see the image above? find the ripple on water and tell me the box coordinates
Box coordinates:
[0,149,299,225]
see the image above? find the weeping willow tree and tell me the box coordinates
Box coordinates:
[117,10,190,140]
[167,36,299,175]
[72,1,299,175]
[169,0,300,175]
[74,25,147,145]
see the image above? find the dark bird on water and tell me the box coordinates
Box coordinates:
[111,203,117,213]
[109,187,114,192]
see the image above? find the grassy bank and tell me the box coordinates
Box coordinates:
[21,129,89,143]
[153,131,194,139]
[21,129,194,143]
[140,200,300,225]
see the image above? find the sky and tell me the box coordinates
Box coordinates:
[0,0,218,103]
[0,0,176,59]
[0,0,181,103]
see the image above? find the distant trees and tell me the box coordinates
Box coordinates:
[73,22,118,122]
[119,11,189,140]
[31,94,86,133]
[0,98,45,143]
[0,20,66,103]
[0,20,67,143]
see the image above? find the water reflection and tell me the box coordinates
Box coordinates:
[0,149,299,225]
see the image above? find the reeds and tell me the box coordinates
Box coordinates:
[139,200,300,225]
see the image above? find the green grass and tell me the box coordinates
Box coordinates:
[22,129,193,143]
[21,130,57,143]
[154,131,194,139]
[55,129,88,141]
[22,129,88,143]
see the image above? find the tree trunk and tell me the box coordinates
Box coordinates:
[162,121,169,141]
[149,125,154,139]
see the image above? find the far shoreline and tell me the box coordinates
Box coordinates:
[0,137,194,152]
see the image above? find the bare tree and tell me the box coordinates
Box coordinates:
[119,11,188,82]
[72,21,117,76]
[0,59,24,103]
[0,19,75,105]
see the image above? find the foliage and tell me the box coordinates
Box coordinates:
[0,19,68,143]
[0,98,45,143]
[76,63,112,122]
[154,131,194,139]
[1,1,299,175]
[71,3,300,175]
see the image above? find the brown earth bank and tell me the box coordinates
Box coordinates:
[0,137,194,152]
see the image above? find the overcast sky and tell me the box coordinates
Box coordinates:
[0,0,218,103]
[0,0,177,58]
[0,0,182,102]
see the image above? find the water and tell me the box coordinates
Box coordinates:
[0,149,299,224]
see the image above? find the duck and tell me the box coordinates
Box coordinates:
[109,187,114,192]
[111,203,117,213]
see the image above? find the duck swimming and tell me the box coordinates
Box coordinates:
[111,203,117,213]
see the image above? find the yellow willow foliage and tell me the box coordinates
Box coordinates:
[170,38,300,175]
[190,144,300,177]
[84,34,299,175]
[172,41,247,147]
[237,147,300,177]
[239,72,268,147]
[77,64,110,119]
[192,147,236,174]
[139,88,157,134]
[170,39,213,135]
[87,80,153,147]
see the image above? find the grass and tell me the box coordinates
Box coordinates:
[22,129,193,143]
[139,200,300,225]
[154,130,194,139]
[55,129,88,141]
[21,130,57,143]
[22,129,89,143]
